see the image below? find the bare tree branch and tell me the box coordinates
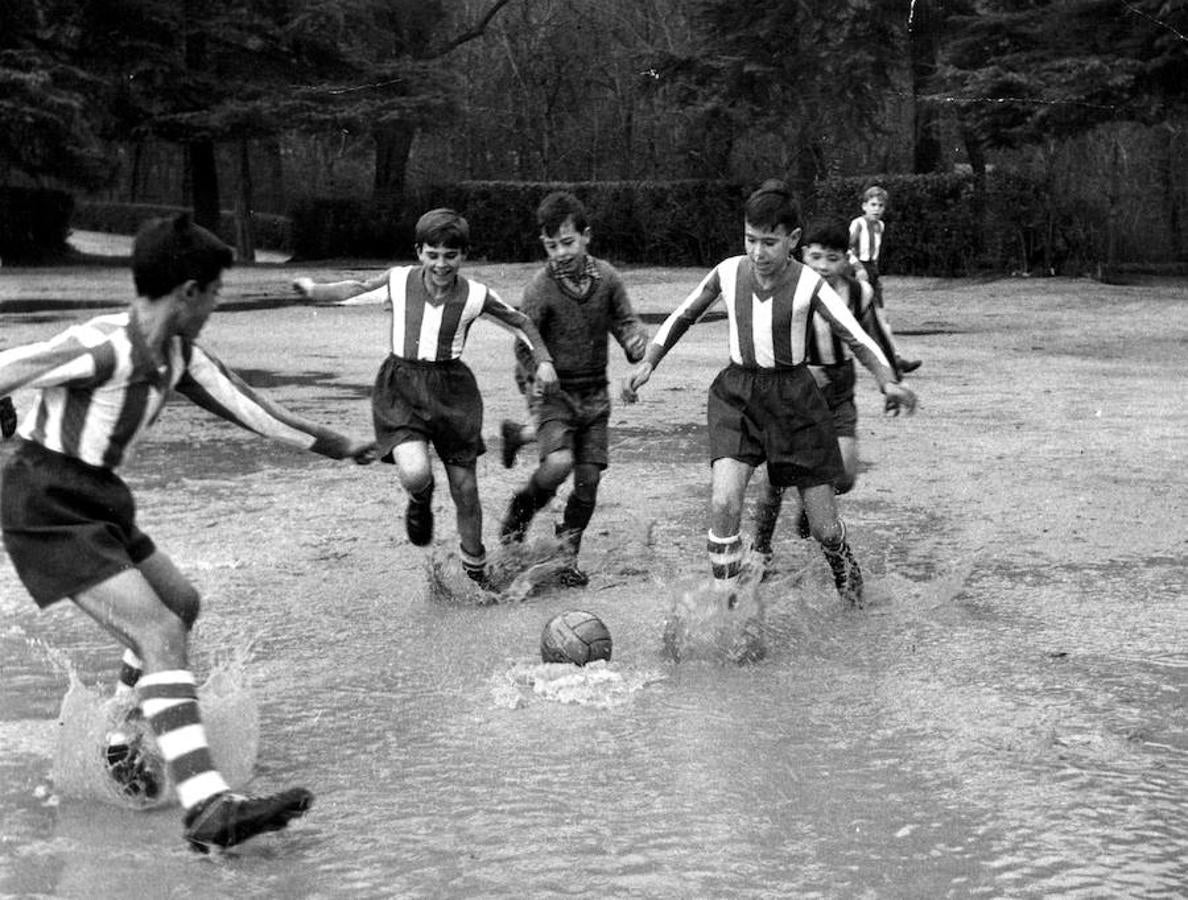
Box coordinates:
[431,0,518,58]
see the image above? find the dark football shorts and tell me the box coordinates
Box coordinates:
[1,440,156,607]
[372,354,485,466]
[534,385,611,469]
[707,363,843,489]
[812,360,858,439]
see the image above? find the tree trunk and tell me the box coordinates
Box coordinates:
[189,139,220,234]
[235,139,256,263]
[373,123,416,203]
[909,0,943,173]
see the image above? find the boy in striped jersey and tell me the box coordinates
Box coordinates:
[752,219,909,568]
[293,208,557,585]
[623,181,916,608]
[0,214,375,851]
[849,185,921,373]
[498,191,649,584]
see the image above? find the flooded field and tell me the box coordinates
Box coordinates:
[0,269,1185,898]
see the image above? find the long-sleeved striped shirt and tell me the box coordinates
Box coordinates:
[384,266,552,365]
[806,275,899,377]
[644,257,896,388]
[0,311,355,470]
[849,215,884,264]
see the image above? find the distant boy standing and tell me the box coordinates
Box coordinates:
[499,192,648,584]
[293,209,557,584]
[0,214,375,851]
[849,185,921,373]
[625,181,916,608]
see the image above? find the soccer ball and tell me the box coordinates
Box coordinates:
[540,610,612,666]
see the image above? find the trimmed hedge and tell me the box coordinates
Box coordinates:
[0,186,74,263]
[72,200,292,253]
[812,171,1099,276]
[288,181,749,266]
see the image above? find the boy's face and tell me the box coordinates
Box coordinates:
[744,221,800,279]
[862,197,885,219]
[177,277,222,339]
[801,243,847,286]
[541,218,590,275]
[416,242,465,290]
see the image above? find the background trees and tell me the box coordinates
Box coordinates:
[3,0,1187,268]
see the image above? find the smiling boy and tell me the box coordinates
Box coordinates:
[624,181,916,607]
[293,209,557,584]
[498,192,648,584]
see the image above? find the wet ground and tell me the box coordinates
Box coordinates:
[0,266,1185,898]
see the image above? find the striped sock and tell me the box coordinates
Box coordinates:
[138,670,230,811]
[114,648,143,699]
[460,544,488,583]
[707,530,743,582]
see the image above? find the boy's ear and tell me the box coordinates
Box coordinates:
[787,227,802,246]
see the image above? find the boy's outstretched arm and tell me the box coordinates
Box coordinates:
[175,343,377,463]
[292,271,389,304]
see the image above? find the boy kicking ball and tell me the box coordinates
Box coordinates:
[0,214,375,852]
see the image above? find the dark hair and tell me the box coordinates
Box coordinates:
[862,185,888,203]
[800,218,850,253]
[536,191,589,236]
[414,208,470,249]
[132,214,233,300]
[744,179,801,233]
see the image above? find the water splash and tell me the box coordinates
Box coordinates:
[491,659,666,709]
[48,655,260,810]
[662,561,769,664]
[424,536,575,605]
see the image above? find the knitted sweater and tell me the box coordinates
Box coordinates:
[514,257,648,392]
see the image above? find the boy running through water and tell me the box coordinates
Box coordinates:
[498,192,649,584]
[624,181,916,607]
[0,214,375,852]
[293,208,557,585]
[752,218,912,565]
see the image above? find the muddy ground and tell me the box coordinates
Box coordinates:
[0,261,1184,607]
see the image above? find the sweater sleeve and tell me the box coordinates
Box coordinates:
[605,268,649,363]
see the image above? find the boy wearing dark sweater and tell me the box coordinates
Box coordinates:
[499,192,649,584]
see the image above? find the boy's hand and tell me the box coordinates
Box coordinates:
[882,382,917,416]
[621,362,653,404]
[292,277,315,298]
[624,332,649,363]
[534,361,559,396]
[346,440,378,465]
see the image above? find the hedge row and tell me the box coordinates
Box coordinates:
[72,201,292,253]
[0,186,74,263]
[290,181,749,266]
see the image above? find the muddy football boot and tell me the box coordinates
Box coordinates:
[104,730,161,802]
[183,788,314,853]
[822,539,865,609]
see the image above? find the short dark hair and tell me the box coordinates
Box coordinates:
[800,218,850,253]
[132,214,233,300]
[536,191,589,236]
[415,208,470,249]
[744,179,801,234]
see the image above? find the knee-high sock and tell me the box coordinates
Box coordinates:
[138,670,230,811]
[115,648,143,699]
[707,530,744,582]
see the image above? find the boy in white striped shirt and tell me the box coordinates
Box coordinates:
[624,181,916,608]
[0,214,375,851]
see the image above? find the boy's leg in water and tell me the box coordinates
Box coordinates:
[445,461,491,586]
[800,483,864,608]
[708,458,753,585]
[73,565,312,850]
[392,441,435,546]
